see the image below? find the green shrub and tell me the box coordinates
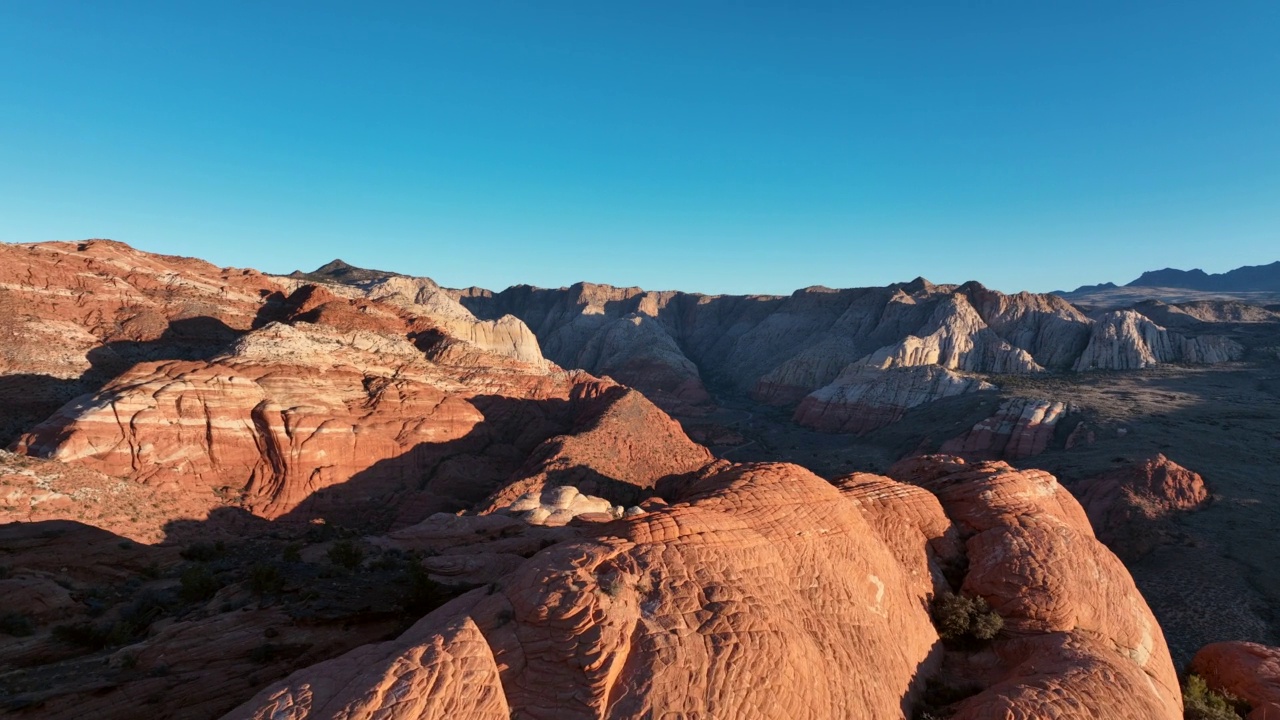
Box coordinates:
[327,540,364,570]
[1183,674,1247,720]
[248,564,283,595]
[930,592,1003,646]
[281,543,302,563]
[179,565,222,603]
[0,613,34,637]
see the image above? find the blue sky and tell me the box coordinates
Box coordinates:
[2,2,1277,295]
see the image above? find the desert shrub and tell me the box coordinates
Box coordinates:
[281,543,302,563]
[179,565,222,603]
[248,564,283,595]
[930,592,1003,646]
[0,613,34,637]
[180,541,226,562]
[327,540,364,570]
[1183,674,1248,720]
[401,562,454,615]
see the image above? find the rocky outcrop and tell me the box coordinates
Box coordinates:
[1069,454,1209,559]
[793,365,995,434]
[853,294,1045,374]
[226,462,949,720]
[227,457,1183,720]
[1072,310,1243,370]
[455,280,1097,414]
[938,397,1067,460]
[886,456,1182,719]
[13,318,705,530]
[1191,641,1280,719]
[0,240,286,444]
[481,386,713,511]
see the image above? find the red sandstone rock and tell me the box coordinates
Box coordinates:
[1192,641,1280,719]
[888,456,1182,719]
[939,397,1067,460]
[1070,454,1209,559]
[225,459,1183,720]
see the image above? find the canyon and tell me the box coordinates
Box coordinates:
[3,240,1280,718]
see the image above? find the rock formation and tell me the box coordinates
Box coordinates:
[1069,454,1209,559]
[14,319,707,530]
[885,456,1182,719]
[1072,310,1243,370]
[793,365,995,434]
[222,457,1183,720]
[1192,641,1280,719]
[938,397,1067,460]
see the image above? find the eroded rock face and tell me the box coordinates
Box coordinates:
[793,365,995,434]
[1192,641,1280,720]
[457,280,1094,413]
[0,240,286,444]
[13,317,706,531]
[938,397,1067,460]
[1070,454,1209,559]
[1072,310,1243,370]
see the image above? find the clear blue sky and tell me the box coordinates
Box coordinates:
[2,2,1277,295]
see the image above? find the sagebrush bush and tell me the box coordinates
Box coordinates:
[179,565,222,603]
[249,564,284,595]
[930,592,1003,646]
[1183,674,1247,720]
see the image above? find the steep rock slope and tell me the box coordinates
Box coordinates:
[455,280,1095,406]
[0,240,285,444]
[1072,310,1242,370]
[938,397,1068,460]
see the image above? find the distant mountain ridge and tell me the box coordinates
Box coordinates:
[1055,260,1280,307]
[1128,261,1280,292]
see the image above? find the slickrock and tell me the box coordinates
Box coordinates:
[793,365,995,434]
[887,456,1183,719]
[938,397,1067,460]
[1069,454,1209,559]
[1192,641,1280,719]
[224,456,1187,720]
[226,462,947,720]
[1072,310,1243,370]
